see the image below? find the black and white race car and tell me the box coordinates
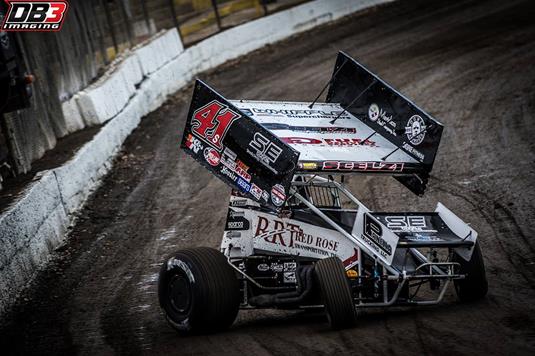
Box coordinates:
[158,52,488,333]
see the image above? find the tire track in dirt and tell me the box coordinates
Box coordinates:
[431,177,535,290]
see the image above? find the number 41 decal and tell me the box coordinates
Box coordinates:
[191,100,240,151]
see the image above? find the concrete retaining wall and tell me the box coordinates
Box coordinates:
[0,0,394,315]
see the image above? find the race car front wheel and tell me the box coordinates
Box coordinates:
[315,257,356,329]
[453,241,488,302]
[158,247,240,333]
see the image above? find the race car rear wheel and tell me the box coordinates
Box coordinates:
[158,247,240,333]
[453,241,488,302]
[315,257,356,329]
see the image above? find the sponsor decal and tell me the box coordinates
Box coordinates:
[236,177,251,193]
[362,214,393,260]
[225,231,241,238]
[227,221,245,229]
[281,137,319,145]
[319,127,357,133]
[298,162,318,170]
[282,137,376,147]
[226,208,250,231]
[270,263,284,273]
[257,263,270,272]
[283,272,296,283]
[368,103,380,122]
[191,100,240,151]
[220,148,237,170]
[402,142,425,161]
[230,198,247,207]
[234,160,251,182]
[324,138,376,147]
[262,123,357,134]
[250,183,263,200]
[322,161,404,172]
[1,0,69,32]
[271,184,286,207]
[405,234,442,242]
[221,166,237,181]
[226,220,249,230]
[283,262,297,271]
[256,263,293,273]
[261,191,269,202]
[185,134,204,154]
[367,103,397,136]
[223,147,237,160]
[204,147,220,166]
[220,147,252,183]
[246,107,351,120]
[229,210,245,218]
[247,132,283,173]
[383,216,437,233]
[254,216,340,254]
[405,115,426,145]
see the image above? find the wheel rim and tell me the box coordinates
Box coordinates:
[168,273,192,314]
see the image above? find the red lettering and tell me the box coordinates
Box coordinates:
[191,101,240,151]
[281,137,322,144]
[322,161,338,170]
[45,3,67,23]
[286,222,300,248]
[271,220,286,246]
[255,216,269,236]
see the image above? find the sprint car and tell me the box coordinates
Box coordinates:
[158,52,488,333]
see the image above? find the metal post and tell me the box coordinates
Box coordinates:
[168,0,180,30]
[211,0,222,30]
[77,2,99,72]
[167,0,184,43]
[139,0,151,36]
[119,0,134,46]
[101,0,118,54]
[89,1,109,64]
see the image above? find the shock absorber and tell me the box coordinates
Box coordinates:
[430,249,440,290]
[373,259,380,299]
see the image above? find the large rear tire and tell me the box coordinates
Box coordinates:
[453,241,488,302]
[315,257,356,329]
[158,247,240,333]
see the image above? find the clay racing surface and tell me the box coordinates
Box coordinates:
[1,0,535,354]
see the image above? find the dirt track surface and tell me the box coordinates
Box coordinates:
[2,0,535,354]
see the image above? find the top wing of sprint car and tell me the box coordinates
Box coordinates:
[180,52,443,206]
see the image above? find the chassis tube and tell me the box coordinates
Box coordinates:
[292,190,399,276]
[410,248,450,276]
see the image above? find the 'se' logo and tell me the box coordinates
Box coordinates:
[248,133,282,165]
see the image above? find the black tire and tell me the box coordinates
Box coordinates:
[453,241,488,302]
[158,247,240,333]
[315,257,356,329]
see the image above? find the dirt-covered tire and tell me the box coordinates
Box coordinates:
[315,257,356,329]
[453,241,488,302]
[158,247,240,333]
